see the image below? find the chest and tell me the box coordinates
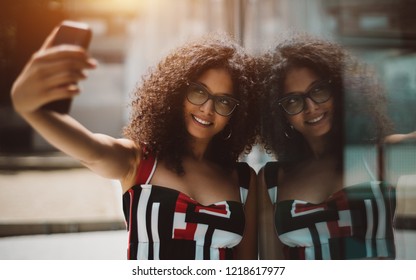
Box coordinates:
[278,160,343,204]
[150,160,240,206]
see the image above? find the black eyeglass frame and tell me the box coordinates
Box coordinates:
[276,80,333,115]
[185,82,240,116]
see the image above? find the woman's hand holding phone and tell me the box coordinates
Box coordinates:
[11,21,96,115]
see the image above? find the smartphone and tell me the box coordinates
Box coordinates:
[42,21,92,114]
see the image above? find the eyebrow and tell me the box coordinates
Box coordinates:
[196,81,234,97]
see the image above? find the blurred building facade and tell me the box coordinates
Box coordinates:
[1,0,415,154]
[0,0,414,194]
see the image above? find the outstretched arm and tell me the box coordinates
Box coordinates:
[11,26,140,188]
[384,131,416,144]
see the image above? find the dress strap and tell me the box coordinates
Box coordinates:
[236,162,250,204]
[135,153,157,185]
[264,161,279,204]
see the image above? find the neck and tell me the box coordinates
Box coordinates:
[306,136,328,159]
[188,138,210,161]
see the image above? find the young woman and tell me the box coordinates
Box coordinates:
[11,27,258,260]
[257,33,396,260]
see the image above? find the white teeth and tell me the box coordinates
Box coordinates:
[193,115,212,126]
[307,114,324,124]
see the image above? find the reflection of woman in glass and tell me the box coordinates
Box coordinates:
[11,28,258,259]
[257,33,396,260]
[385,131,416,144]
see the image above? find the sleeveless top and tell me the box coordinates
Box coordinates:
[264,161,396,260]
[122,154,251,260]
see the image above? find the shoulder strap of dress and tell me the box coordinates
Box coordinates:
[135,153,157,185]
[264,161,280,204]
[236,162,250,204]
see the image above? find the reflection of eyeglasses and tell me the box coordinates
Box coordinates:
[186,82,239,116]
[277,80,332,115]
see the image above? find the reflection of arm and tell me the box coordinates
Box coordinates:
[384,131,416,144]
[234,167,258,259]
[257,167,285,259]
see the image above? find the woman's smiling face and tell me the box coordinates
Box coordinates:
[283,67,334,144]
[183,67,234,142]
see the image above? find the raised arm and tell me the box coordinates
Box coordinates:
[11,27,140,188]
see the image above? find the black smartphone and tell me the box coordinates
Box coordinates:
[42,21,92,114]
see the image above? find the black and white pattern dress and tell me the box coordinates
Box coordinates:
[123,154,250,260]
[264,161,396,260]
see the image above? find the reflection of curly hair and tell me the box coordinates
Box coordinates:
[258,33,393,163]
[123,33,258,175]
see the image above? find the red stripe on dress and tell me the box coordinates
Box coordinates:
[332,189,350,210]
[293,202,327,215]
[284,246,306,260]
[135,154,156,184]
[327,219,352,237]
[219,248,226,260]
[293,189,350,215]
[173,222,198,240]
[174,193,195,213]
[173,193,198,240]
[195,204,227,215]
[327,190,352,237]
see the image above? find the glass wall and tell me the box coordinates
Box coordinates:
[0,0,414,259]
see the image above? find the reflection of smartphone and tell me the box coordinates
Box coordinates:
[42,21,92,114]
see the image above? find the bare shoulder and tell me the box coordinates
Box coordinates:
[115,138,141,154]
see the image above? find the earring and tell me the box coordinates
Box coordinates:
[284,125,295,139]
[222,125,232,140]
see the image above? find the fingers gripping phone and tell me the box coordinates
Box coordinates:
[42,21,92,114]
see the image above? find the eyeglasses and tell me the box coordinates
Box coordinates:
[276,80,332,115]
[186,82,239,116]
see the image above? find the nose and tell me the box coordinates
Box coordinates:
[199,98,215,115]
[303,97,319,113]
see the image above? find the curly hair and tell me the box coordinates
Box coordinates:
[123,33,259,175]
[258,32,393,163]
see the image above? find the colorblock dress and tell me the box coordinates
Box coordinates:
[123,154,251,260]
[263,161,396,260]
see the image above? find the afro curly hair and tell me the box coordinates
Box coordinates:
[124,33,259,175]
[258,32,393,164]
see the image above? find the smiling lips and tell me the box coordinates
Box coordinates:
[192,115,213,126]
[305,113,325,125]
